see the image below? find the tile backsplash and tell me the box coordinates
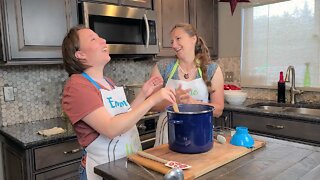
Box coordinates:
[0,57,319,126]
[0,65,68,126]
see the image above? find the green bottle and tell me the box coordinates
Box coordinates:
[304,62,311,87]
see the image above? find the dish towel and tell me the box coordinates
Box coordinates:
[38,127,66,137]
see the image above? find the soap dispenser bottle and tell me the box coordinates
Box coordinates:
[277,71,286,103]
[304,62,311,87]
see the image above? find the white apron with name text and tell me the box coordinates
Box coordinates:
[85,87,141,180]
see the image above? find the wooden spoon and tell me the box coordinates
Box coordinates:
[172,103,180,112]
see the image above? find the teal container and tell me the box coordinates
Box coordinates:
[230,127,254,148]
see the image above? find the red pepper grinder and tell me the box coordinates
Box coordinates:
[277,71,286,103]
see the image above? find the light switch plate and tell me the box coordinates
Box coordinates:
[225,72,234,82]
[3,86,15,102]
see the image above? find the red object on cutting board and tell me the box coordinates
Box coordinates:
[136,151,192,170]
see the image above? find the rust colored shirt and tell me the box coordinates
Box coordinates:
[62,74,112,147]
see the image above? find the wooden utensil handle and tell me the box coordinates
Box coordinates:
[137,151,168,164]
[173,103,179,112]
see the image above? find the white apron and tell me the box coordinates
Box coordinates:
[82,72,141,180]
[154,61,209,146]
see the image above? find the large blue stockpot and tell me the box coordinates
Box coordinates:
[167,104,214,154]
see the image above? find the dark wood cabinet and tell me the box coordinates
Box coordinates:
[1,0,78,64]
[156,0,218,58]
[156,0,190,56]
[232,112,320,146]
[0,0,7,62]
[2,141,29,180]
[0,136,82,180]
[189,0,218,59]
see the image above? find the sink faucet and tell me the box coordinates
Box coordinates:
[285,66,303,104]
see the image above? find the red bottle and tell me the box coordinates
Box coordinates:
[277,71,285,103]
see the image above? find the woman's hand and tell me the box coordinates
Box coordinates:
[141,76,163,98]
[175,84,196,104]
[149,87,176,105]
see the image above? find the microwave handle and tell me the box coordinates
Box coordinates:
[143,14,150,48]
[82,2,89,28]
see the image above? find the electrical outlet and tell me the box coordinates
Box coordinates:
[225,72,234,82]
[3,86,15,102]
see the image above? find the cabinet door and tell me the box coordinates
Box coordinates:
[0,0,7,62]
[1,141,29,180]
[35,162,80,180]
[121,0,153,9]
[34,139,82,170]
[0,22,4,61]
[189,0,218,59]
[232,112,320,145]
[5,0,78,63]
[156,0,189,56]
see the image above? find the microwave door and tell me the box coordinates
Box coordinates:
[80,2,159,55]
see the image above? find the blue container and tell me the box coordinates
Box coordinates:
[230,127,254,148]
[167,104,214,154]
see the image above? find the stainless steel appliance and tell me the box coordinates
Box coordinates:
[78,2,159,55]
[137,112,159,150]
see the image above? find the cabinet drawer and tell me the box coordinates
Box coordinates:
[34,139,82,170]
[35,161,80,180]
[233,113,320,144]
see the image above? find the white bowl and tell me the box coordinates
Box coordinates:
[224,90,247,105]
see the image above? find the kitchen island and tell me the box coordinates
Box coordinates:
[94,135,320,179]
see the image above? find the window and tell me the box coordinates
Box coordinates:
[241,0,320,90]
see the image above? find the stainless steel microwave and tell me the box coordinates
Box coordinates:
[78,2,159,55]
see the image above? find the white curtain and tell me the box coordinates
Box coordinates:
[241,0,320,89]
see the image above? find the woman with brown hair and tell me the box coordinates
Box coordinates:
[152,23,224,146]
[61,25,176,180]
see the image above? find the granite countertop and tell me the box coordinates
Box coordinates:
[0,117,77,149]
[224,99,320,123]
[0,99,319,150]
[94,135,320,179]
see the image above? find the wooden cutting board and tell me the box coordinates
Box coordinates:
[128,137,266,180]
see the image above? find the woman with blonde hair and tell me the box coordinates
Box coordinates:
[151,23,224,146]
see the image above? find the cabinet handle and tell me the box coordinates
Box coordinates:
[64,148,81,154]
[141,137,156,144]
[266,124,285,129]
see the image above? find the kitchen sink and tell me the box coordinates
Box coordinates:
[283,107,320,116]
[247,103,320,116]
[255,106,287,112]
